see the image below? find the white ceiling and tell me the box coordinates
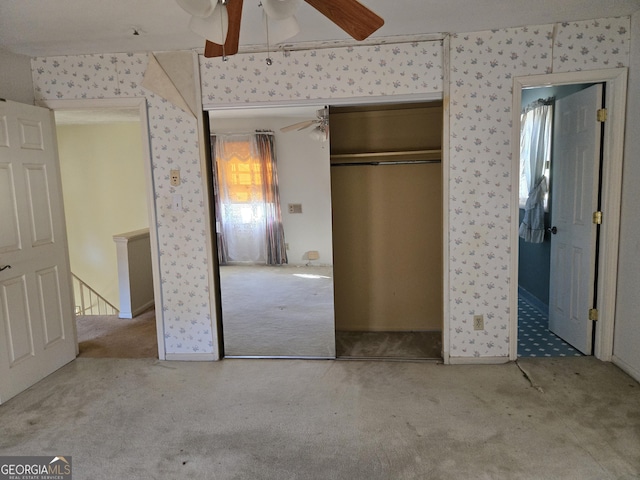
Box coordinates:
[1,0,639,58]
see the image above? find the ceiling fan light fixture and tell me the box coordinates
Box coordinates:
[189,3,229,44]
[262,0,301,20]
[176,0,215,18]
[264,14,300,44]
[309,125,328,142]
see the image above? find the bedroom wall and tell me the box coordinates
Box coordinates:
[31,42,442,358]
[29,17,634,361]
[613,10,640,380]
[209,112,333,266]
[0,49,34,104]
[448,17,630,360]
[56,122,148,308]
[32,53,214,357]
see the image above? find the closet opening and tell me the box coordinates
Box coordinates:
[330,101,444,360]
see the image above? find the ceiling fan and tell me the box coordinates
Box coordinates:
[176,0,384,59]
[281,107,329,141]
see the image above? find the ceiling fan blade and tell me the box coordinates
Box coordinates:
[304,0,383,41]
[204,0,244,58]
[281,119,316,132]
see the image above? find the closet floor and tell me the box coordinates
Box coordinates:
[336,331,442,360]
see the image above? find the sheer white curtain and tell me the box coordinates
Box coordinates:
[519,99,553,243]
[214,134,267,263]
[212,132,288,265]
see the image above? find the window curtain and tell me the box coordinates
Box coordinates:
[519,98,553,243]
[211,132,287,265]
[254,132,288,265]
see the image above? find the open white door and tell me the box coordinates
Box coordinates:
[0,100,76,404]
[548,84,603,355]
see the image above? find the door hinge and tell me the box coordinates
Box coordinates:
[593,211,602,224]
[589,308,599,321]
[597,108,607,122]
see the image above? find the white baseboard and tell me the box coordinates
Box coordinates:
[448,356,510,365]
[165,352,219,361]
[119,299,155,319]
[612,355,640,383]
[131,299,155,317]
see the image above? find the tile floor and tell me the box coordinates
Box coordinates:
[517,297,583,357]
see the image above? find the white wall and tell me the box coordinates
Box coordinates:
[613,11,640,380]
[209,109,333,266]
[0,49,34,104]
[56,122,149,308]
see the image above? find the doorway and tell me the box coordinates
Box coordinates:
[517,82,598,358]
[511,69,628,362]
[41,98,164,359]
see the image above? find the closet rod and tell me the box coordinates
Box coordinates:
[331,159,441,167]
[211,131,274,137]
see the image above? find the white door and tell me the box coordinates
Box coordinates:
[548,84,603,355]
[0,100,76,404]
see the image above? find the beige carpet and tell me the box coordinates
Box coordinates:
[219,265,335,357]
[336,331,442,359]
[76,308,158,358]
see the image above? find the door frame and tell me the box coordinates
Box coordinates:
[204,91,444,358]
[510,68,628,361]
[36,97,166,360]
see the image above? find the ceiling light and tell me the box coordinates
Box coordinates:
[176,0,215,18]
[265,15,300,44]
[189,2,229,44]
[262,0,301,20]
[309,125,328,142]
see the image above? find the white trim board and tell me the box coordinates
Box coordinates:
[37,97,167,361]
[448,356,510,365]
[441,34,452,365]
[203,92,444,112]
[510,68,628,362]
[612,355,640,384]
[204,91,446,361]
[165,353,217,361]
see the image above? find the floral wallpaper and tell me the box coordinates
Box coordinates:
[31,53,215,356]
[30,15,630,360]
[447,16,630,358]
[553,17,631,72]
[200,41,443,106]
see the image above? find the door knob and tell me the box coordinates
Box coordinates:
[548,226,557,235]
[0,265,11,272]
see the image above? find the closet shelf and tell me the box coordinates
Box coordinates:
[330,149,441,164]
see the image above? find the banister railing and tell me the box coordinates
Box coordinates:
[72,273,119,316]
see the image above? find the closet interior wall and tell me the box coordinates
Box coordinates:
[330,102,444,333]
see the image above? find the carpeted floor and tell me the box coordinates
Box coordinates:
[219,265,336,358]
[336,331,442,359]
[1,356,639,479]
[76,308,158,358]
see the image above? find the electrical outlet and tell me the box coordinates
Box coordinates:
[170,169,180,186]
[473,314,484,330]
